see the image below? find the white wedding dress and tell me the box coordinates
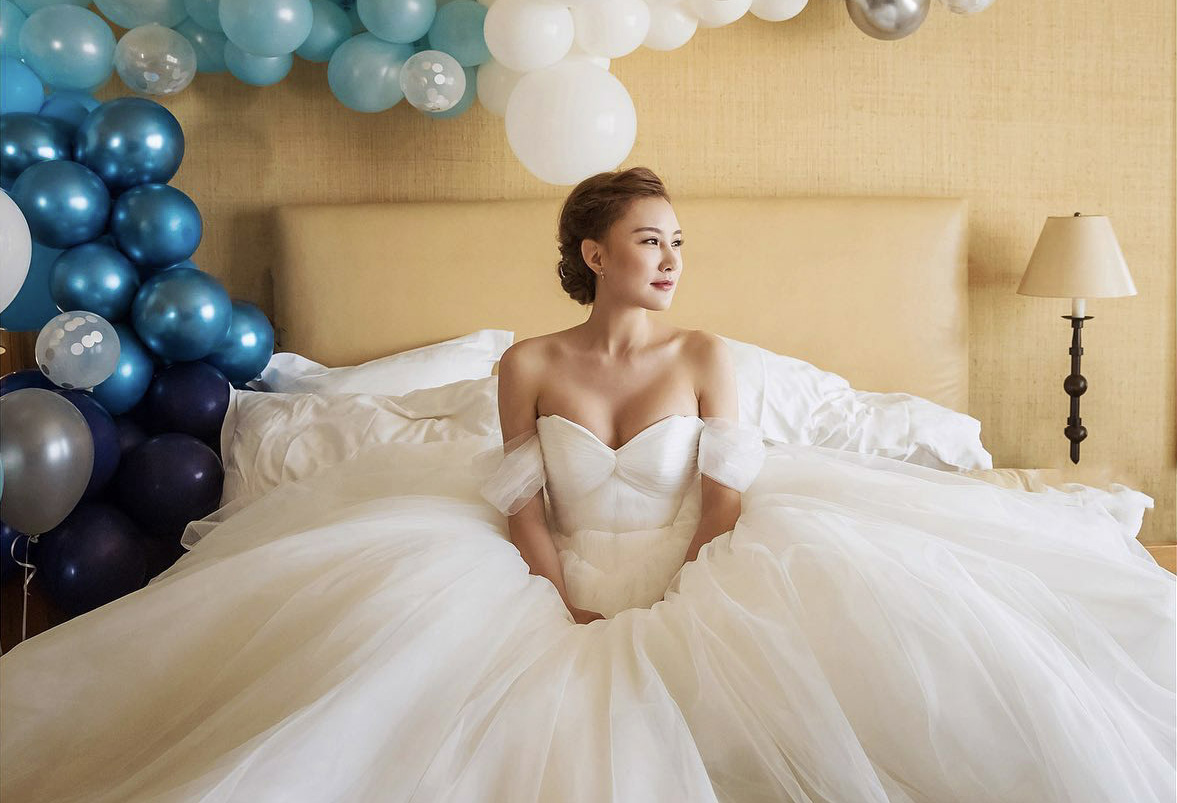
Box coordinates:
[1,414,1174,803]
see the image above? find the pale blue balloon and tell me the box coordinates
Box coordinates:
[223,40,292,86]
[204,301,275,384]
[429,64,474,119]
[327,33,413,112]
[13,0,88,13]
[296,0,351,62]
[0,56,43,114]
[357,0,435,45]
[176,18,229,73]
[219,0,313,57]
[183,0,222,31]
[19,5,115,91]
[50,242,140,322]
[0,1,26,61]
[93,0,187,28]
[131,267,232,361]
[426,0,487,67]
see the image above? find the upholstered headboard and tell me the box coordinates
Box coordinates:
[273,196,969,412]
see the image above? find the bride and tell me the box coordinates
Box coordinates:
[1,168,1173,803]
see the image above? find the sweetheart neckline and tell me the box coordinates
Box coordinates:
[537,413,699,453]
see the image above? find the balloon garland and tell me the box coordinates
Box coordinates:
[0,95,274,637]
[0,0,999,185]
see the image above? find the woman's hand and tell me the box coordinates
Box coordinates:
[569,606,605,625]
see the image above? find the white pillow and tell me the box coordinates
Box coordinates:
[720,336,992,471]
[220,376,500,507]
[252,329,513,396]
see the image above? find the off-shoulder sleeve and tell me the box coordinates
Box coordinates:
[470,429,546,516]
[698,416,766,492]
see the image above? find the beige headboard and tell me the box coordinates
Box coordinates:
[273,196,969,412]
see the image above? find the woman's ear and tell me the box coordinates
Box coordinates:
[581,238,603,271]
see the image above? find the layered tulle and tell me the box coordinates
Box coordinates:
[0,429,1172,803]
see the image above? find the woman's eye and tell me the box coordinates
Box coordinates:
[673,240,683,247]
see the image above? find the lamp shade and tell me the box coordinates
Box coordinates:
[1017,214,1136,299]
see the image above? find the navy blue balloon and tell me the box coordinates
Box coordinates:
[90,323,154,414]
[56,389,120,499]
[9,159,110,248]
[140,532,187,580]
[73,97,184,195]
[110,183,201,268]
[204,301,275,384]
[0,112,73,189]
[0,241,61,331]
[143,361,230,442]
[49,241,140,322]
[39,502,146,616]
[113,414,148,456]
[131,267,231,361]
[0,367,56,396]
[114,433,223,539]
[39,90,99,133]
[1,520,33,583]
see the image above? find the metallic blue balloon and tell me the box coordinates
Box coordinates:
[0,56,42,114]
[0,241,60,330]
[10,159,109,248]
[49,241,140,322]
[110,183,202,268]
[55,388,120,498]
[176,18,228,73]
[39,501,146,616]
[38,89,99,133]
[90,322,153,414]
[74,97,184,195]
[132,267,231,361]
[0,111,72,188]
[204,300,275,383]
[18,4,115,91]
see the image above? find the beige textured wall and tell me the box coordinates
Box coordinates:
[97,0,1175,545]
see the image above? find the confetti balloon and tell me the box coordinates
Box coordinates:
[35,311,121,390]
[114,23,198,96]
[399,49,466,113]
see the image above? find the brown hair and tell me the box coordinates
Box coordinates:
[556,167,671,305]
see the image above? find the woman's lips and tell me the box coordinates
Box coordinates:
[651,281,674,290]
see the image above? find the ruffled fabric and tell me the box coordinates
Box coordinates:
[471,429,545,517]
[698,416,766,491]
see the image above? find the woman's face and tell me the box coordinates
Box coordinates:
[583,196,683,310]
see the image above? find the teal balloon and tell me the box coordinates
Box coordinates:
[91,323,153,415]
[184,0,222,31]
[131,267,232,361]
[93,0,187,28]
[327,33,413,112]
[74,97,185,195]
[204,300,275,384]
[0,241,60,331]
[50,242,140,322]
[426,0,487,67]
[0,57,42,114]
[38,90,99,133]
[429,64,475,119]
[219,0,314,57]
[19,5,115,91]
[10,160,110,249]
[0,112,72,188]
[14,0,92,13]
[0,1,26,60]
[357,0,435,45]
[224,40,292,85]
[296,0,351,62]
[176,19,229,73]
[109,184,202,269]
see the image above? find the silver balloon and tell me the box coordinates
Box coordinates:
[399,50,467,113]
[845,0,930,40]
[115,23,198,96]
[35,311,122,391]
[0,388,94,535]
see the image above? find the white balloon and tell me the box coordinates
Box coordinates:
[687,0,751,28]
[505,60,636,185]
[571,0,649,59]
[484,0,574,73]
[115,24,198,95]
[476,58,522,116]
[939,0,995,12]
[644,2,697,50]
[35,311,121,390]
[0,191,31,316]
[562,41,609,69]
[750,0,807,22]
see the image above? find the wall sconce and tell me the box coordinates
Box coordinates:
[1017,213,1137,464]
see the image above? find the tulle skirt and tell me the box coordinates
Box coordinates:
[1,437,1173,803]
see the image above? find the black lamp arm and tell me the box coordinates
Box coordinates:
[1061,314,1093,464]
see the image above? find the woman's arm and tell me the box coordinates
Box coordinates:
[681,333,743,566]
[496,341,581,614]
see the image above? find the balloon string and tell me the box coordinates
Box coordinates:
[11,535,38,644]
